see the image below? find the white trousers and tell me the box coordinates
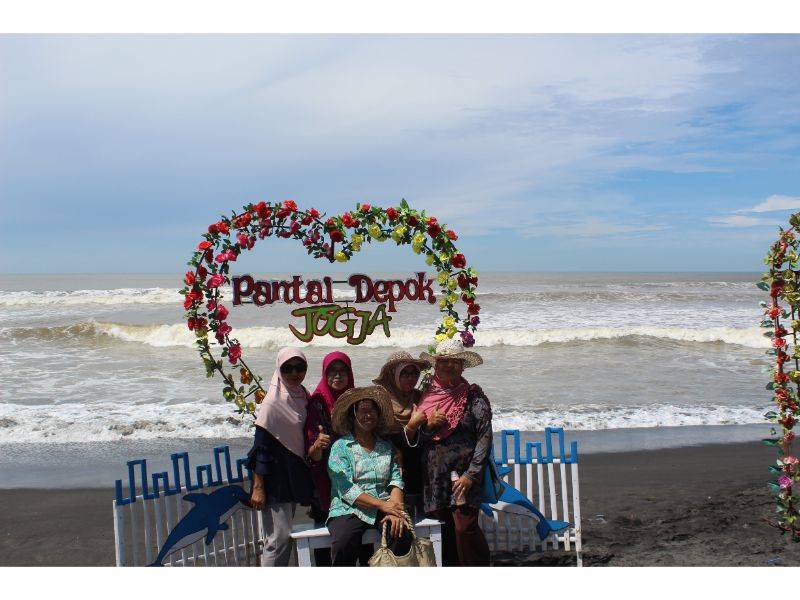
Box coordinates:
[260,502,296,566]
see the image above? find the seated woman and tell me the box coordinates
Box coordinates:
[371,350,431,521]
[326,385,413,566]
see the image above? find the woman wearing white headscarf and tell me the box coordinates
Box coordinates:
[247,347,314,566]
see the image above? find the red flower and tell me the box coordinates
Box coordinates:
[208,223,219,235]
[256,202,271,220]
[457,274,468,289]
[198,241,212,250]
[342,213,359,228]
[278,230,291,238]
[215,305,229,320]
[259,225,272,239]
[276,207,291,219]
[215,252,228,264]
[467,303,481,315]
[776,371,790,384]
[216,221,230,235]
[301,215,312,226]
[775,326,789,338]
[470,316,480,327]
[197,265,208,280]
[283,200,297,212]
[228,343,242,365]
[234,213,252,229]
[386,207,398,221]
[237,233,249,248]
[451,253,466,269]
[360,203,371,213]
[208,274,225,288]
[325,218,337,230]
[461,294,474,305]
[407,215,418,227]
[308,208,320,219]
[184,271,196,285]
[187,317,206,331]
[187,317,197,330]
[303,238,312,247]
[777,350,789,364]
[330,229,344,242]
[217,322,232,337]
[290,220,301,234]
[773,337,787,348]
[769,305,781,319]
[428,223,441,237]
[446,229,458,241]
[427,216,438,225]
[203,249,213,264]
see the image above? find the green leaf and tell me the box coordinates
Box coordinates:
[767,382,776,390]
[768,482,781,491]
[757,281,770,291]
[769,465,782,474]
[762,438,781,446]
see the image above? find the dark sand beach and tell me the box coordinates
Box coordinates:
[2,440,799,567]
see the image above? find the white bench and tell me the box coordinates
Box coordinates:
[291,518,443,566]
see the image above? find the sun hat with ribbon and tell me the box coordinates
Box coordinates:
[371,350,430,386]
[419,337,483,369]
[331,385,395,436]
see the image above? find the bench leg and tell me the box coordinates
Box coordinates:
[296,538,313,567]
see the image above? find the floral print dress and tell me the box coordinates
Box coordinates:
[420,390,492,514]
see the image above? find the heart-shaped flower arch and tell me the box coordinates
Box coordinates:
[760,216,800,541]
[179,199,480,420]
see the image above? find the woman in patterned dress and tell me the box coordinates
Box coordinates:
[417,339,492,566]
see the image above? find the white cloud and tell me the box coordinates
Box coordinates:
[736,194,800,213]
[707,214,783,228]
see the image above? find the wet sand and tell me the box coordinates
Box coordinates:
[2,440,799,566]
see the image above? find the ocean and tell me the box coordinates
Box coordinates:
[0,272,773,486]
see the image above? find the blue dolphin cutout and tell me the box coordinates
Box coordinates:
[481,463,570,540]
[149,484,250,566]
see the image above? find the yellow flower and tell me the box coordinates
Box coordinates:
[351,234,363,245]
[447,278,457,290]
[412,243,422,254]
[391,230,403,243]
[369,224,382,238]
[235,395,245,409]
[394,225,407,237]
[447,293,458,304]
[425,253,435,266]
[335,251,348,262]
[437,272,449,285]
[446,327,457,338]
[435,333,447,343]
[413,233,425,245]
[246,402,256,413]
[439,253,449,263]
[439,298,448,309]
[443,316,455,329]
[351,242,361,252]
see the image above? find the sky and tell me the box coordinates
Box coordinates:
[1,34,799,273]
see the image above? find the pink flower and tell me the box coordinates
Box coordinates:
[208,274,225,288]
[215,252,228,264]
[778,475,793,489]
[460,330,475,347]
[228,343,242,365]
[783,456,799,465]
[237,233,249,248]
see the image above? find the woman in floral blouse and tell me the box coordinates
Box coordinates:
[327,385,412,566]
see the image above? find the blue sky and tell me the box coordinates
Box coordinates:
[1,34,799,273]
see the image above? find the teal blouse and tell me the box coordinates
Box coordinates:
[327,434,404,524]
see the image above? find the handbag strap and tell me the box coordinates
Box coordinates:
[380,511,418,547]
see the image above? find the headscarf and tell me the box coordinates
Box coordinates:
[254,347,309,458]
[310,351,354,415]
[374,362,421,433]
[416,374,470,441]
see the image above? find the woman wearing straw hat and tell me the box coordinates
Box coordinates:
[326,385,413,566]
[372,350,443,520]
[246,347,315,566]
[417,338,492,566]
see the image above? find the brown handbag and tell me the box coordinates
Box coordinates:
[368,513,437,567]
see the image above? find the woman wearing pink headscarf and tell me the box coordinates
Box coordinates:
[304,351,355,521]
[247,347,314,566]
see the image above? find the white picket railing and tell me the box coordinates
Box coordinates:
[113,428,581,566]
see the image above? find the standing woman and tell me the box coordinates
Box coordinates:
[247,347,314,566]
[417,339,492,566]
[371,350,430,520]
[304,351,355,522]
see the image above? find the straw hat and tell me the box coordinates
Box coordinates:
[419,338,483,369]
[371,350,429,385]
[331,385,395,436]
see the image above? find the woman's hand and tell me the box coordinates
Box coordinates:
[380,514,408,539]
[382,498,406,518]
[406,406,427,432]
[426,408,447,430]
[250,485,266,511]
[308,425,331,462]
[452,475,474,499]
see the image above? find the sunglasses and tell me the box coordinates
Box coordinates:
[280,362,308,375]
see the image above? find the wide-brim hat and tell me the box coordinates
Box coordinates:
[371,350,429,385]
[419,338,483,369]
[331,385,395,436]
